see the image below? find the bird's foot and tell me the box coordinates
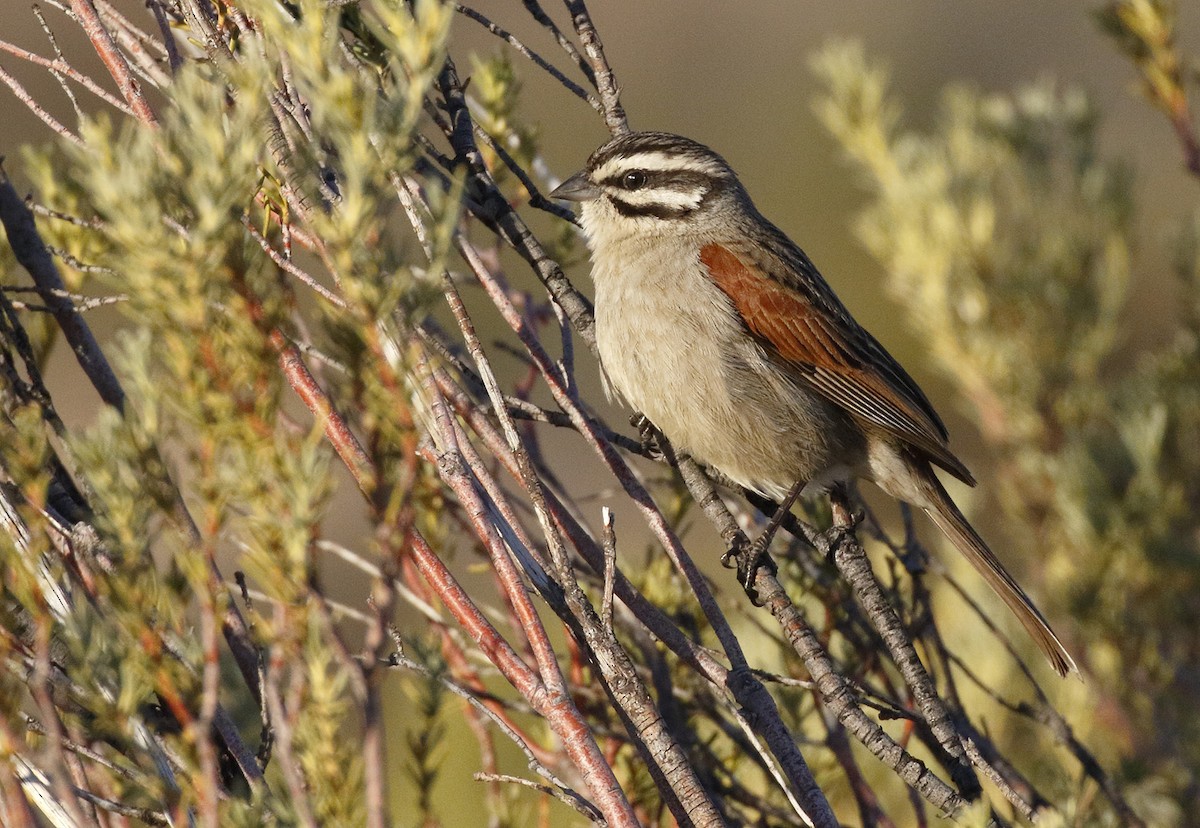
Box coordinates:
[631,413,667,462]
[723,480,804,605]
[822,507,864,563]
[722,534,779,606]
[821,483,865,561]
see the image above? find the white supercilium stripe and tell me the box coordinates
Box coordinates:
[591,152,724,182]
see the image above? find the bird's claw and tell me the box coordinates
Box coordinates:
[723,536,778,606]
[631,413,667,461]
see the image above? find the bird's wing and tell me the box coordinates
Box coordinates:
[700,240,975,486]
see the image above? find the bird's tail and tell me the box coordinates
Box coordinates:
[916,468,1077,678]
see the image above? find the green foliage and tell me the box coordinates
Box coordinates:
[1097,0,1189,120]
[814,39,1200,821]
[2,0,460,822]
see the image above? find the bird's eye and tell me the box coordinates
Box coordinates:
[621,170,648,190]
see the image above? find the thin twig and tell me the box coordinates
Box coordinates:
[600,507,616,632]
[0,65,84,146]
[827,487,980,799]
[473,773,603,823]
[561,0,629,135]
[145,0,182,74]
[453,4,600,111]
[68,0,158,124]
[0,167,123,408]
[521,0,594,84]
[675,456,966,819]
[0,38,135,115]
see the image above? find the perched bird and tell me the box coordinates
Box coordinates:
[551,131,1076,677]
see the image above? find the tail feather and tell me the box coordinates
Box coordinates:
[917,470,1078,678]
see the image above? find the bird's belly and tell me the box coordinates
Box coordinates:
[594,261,865,498]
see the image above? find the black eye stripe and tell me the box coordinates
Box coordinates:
[597,169,715,192]
[608,197,694,219]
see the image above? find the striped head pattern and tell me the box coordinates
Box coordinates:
[551,132,748,241]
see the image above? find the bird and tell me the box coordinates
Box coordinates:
[550,130,1076,677]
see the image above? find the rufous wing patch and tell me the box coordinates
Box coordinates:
[700,242,973,483]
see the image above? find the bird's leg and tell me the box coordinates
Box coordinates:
[631,412,668,461]
[825,484,866,560]
[724,480,804,604]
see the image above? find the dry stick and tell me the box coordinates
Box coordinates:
[91,0,172,89]
[447,363,874,822]
[145,0,182,74]
[68,789,170,825]
[436,367,726,681]
[407,529,639,827]
[68,0,157,125]
[423,365,582,708]
[426,342,720,827]
[455,238,836,828]
[674,456,967,818]
[442,369,835,822]
[421,411,656,824]
[263,322,636,827]
[418,320,645,453]
[600,508,616,631]
[469,122,577,222]
[0,172,116,409]
[820,707,897,828]
[955,718,1044,818]
[242,217,347,309]
[452,4,600,111]
[826,490,980,800]
[31,7,81,126]
[0,64,84,146]
[386,636,601,822]
[0,38,135,115]
[893,547,1042,820]
[562,0,629,136]
[174,0,228,60]
[435,55,596,348]
[473,772,600,821]
[883,605,1008,807]
[520,0,594,84]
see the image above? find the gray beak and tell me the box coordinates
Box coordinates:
[549,170,601,202]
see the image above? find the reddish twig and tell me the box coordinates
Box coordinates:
[68,0,158,125]
[408,529,638,826]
